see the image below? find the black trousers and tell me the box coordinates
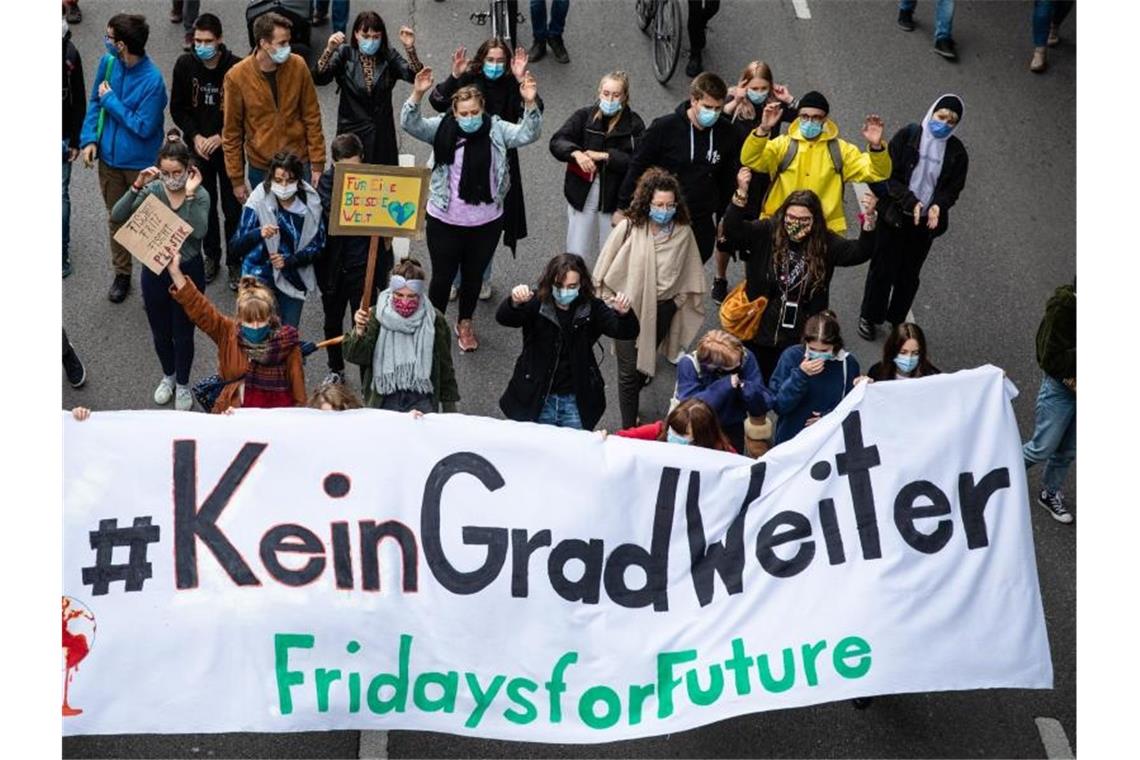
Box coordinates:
[321,260,387,374]
[687,0,721,52]
[859,222,936,326]
[691,212,717,265]
[196,145,242,268]
[615,299,679,429]
[426,215,503,320]
[142,256,205,385]
[747,342,790,387]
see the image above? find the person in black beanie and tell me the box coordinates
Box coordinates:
[858,93,967,340]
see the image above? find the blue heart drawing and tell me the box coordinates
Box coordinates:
[387,201,416,226]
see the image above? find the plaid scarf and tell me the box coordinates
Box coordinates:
[238,325,300,394]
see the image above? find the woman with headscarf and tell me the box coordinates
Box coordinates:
[857,94,967,341]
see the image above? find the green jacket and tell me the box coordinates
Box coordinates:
[1035,284,1075,382]
[342,307,460,411]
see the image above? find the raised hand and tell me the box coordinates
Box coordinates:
[519,71,537,105]
[736,166,752,193]
[611,292,632,315]
[185,165,202,196]
[135,166,161,187]
[759,101,783,132]
[398,25,415,48]
[511,284,534,305]
[772,83,793,104]
[511,45,528,81]
[450,45,468,78]
[862,114,885,148]
[413,66,434,97]
[326,31,346,51]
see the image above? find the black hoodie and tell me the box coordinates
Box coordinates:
[616,101,740,218]
[62,32,86,148]
[169,46,239,144]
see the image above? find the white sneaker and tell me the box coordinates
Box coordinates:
[479,282,493,300]
[449,285,459,302]
[154,376,175,405]
[175,385,193,411]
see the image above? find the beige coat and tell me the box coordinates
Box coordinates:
[594,219,706,377]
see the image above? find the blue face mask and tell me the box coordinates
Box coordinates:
[894,354,920,374]
[240,324,270,343]
[799,119,824,139]
[928,119,954,138]
[483,61,505,80]
[104,37,120,57]
[269,44,291,64]
[648,207,676,225]
[598,98,622,116]
[806,348,833,362]
[194,43,217,61]
[553,286,579,306]
[746,89,769,105]
[696,106,720,128]
[666,428,691,445]
[457,114,484,134]
[358,37,381,56]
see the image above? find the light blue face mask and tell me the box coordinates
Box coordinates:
[799,119,824,139]
[666,428,691,445]
[483,61,505,80]
[928,119,954,139]
[894,353,920,374]
[648,207,676,225]
[746,89,769,105]
[806,348,833,362]
[457,114,483,134]
[553,286,579,306]
[269,44,292,64]
[104,37,120,57]
[194,43,217,61]
[358,37,381,56]
[598,98,622,116]
[696,106,720,128]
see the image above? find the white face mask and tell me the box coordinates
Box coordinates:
[271,182,298,200]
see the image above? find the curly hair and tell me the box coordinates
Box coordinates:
[624,168,691,228]
[771,189,829,295]
[263,151,308,203]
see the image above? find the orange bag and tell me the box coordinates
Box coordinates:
[718,282,768,341]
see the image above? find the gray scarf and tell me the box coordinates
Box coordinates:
[371,289,435,397]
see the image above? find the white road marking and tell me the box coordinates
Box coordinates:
[792,0,812,20]
[392,153,416,261]
[359,729,389,759]
[1035,717,1074,759]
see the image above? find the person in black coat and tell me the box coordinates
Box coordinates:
[312,10,423,165]
[722,178,879,381]
[169,13,241,287]
[498,253,639,431]
[62,17,86,278]
[315,134,391,386]
[858,94,967,340]
[549,71,646,263]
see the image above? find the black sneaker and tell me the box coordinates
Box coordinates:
[857,317,878,341]
[65,4,82,24]
[311,12,329,27]
[203,257,219,284]
[711,277,728,304]
[227,264,241,292]
[897,10,915,31]
[63,259,73,279]
[63,341,87,388]
[1037,490,1074,524]
[933,37,958,60]
[548,36,570,64]
[108,273,131,303]
[528,40,547,62]
[685,51,703,77]
[852,697,874,710]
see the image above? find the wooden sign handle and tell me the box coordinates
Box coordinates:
[360,235,381,313]
[315,336,344,349]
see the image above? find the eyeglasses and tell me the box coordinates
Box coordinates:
[799,115,825,125]
[785,214,813,223]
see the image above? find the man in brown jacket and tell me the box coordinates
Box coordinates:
[222,12,325,203]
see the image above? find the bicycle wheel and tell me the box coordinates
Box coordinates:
[653,0,682,84]
[635,0,654,34]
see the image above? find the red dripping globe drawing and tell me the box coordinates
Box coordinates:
[62,595,96,717]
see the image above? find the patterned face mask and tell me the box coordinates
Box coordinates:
[784,217,812,241]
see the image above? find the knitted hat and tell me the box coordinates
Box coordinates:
[933,95,963,119]
[798,91,830,114]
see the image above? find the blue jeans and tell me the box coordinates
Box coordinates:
[537,393,582,429]
[272,284,305,328]
[1022,374,1076,494]
[899,0,955,41]
[1032,1,1074,46]
[313,0,350,34]
[531,0,570,40]
[62,157,72,266]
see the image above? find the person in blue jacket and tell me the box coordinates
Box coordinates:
[768,309,859,446]
[78,13,168,304]
[675,329,772,453]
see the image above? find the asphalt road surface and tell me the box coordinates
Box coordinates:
[62,0,1076,757]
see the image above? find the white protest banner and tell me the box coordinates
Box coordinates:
[62,366,1051,742]
[111,193,193,275]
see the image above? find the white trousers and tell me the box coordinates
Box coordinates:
[565,178,611,265]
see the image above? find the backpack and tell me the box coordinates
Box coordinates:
[762,135,845,210]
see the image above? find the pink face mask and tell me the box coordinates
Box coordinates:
[392,296,420,318]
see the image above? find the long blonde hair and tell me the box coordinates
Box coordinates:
[731,60,775,123]
[594,70,631,134]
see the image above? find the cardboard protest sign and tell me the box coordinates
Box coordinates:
[112,193,194,275]
[62,368,1051,742]
[329,163,431,239]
